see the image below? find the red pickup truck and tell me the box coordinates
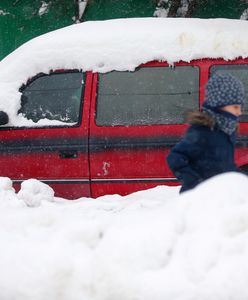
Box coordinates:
[0,18,247,199]
[0,58,247,199]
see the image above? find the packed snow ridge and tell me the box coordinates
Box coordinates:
[1,172,248,299]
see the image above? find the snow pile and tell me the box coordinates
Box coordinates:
[0,18,247,126]
[1,172,248,299]
[17,179,54,207]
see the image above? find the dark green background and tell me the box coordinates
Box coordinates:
[0,0,247,60]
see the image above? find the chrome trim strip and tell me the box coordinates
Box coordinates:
[91,178,177,183]
[12,179,90,184]
[12,178,177,184]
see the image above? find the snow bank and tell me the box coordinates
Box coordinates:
[1,172,248,299]
[0,18,248,126]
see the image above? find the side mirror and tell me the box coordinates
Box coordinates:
[0,111,9,126]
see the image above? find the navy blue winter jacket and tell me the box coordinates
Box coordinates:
[167,123,239,193]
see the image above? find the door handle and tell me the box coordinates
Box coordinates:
[59,150,78,159]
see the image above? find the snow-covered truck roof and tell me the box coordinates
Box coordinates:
[0,17,247,126]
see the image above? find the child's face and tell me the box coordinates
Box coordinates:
[220,104,242,117]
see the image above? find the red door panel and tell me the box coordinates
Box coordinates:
[0,72,93,199]
[89,62,193,198]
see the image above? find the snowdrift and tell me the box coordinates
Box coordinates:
[1,172,248,299]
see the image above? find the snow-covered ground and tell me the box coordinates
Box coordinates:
[1,172,248,300]
[0,17,247,126]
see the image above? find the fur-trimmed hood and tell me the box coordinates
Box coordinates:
[186,110,239,135]
[186,111,215,129]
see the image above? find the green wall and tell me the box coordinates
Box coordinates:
[84,0,154,21]
[192,0,247,19]
[0,0,247,60]
[83,0,246,20]
[0,0,75,60]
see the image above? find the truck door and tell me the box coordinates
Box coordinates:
[89,63,200,197]
[0,71,92,199]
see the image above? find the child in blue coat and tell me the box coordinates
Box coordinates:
[167,73,246,193]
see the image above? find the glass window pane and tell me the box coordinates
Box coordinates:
[96,66,199,126]
[19,72,85,124]
[210,65,248,122]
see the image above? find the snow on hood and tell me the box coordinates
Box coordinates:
[1,172,248,299]
[0,17,248,126]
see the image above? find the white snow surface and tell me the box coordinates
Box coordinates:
[0,17,248,126]
[1,172,248,299]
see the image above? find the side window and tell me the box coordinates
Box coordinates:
[18,72,85,124]
[96,66,199,126]
[210,64,248,122]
